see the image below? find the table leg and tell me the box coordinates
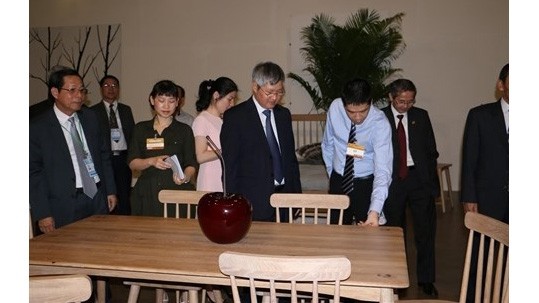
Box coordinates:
[380,288,395,303]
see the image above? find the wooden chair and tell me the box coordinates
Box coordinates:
[397,212,509,303]
[436,163,454,213]
[270,193,349,225]
[29,274,92,303]
[219,251,351,303]
[124,190,217,303]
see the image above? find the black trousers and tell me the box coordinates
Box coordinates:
[383,168,437,284]
[111,151,132,215]
[328,171,373,225]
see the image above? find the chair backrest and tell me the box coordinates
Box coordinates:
[29,274,92,303]
[219,251,351,303]
[270,193,350,225]
[158,190,210,218]
[459,212,509,303]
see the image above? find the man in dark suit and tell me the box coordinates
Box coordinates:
[461,64,508,303]
[29,65,69,121]
[382,79,440,297]
[221,61,302,221]
[30,68,117,234]
[91,75,135,215]
[461,63,509,223]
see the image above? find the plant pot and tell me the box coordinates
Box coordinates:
[197,192,252,244]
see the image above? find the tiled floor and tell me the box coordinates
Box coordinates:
[108,192,467,302]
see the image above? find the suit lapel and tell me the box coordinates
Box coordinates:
[491,100,509,151]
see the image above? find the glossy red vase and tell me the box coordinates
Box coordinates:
[197,192,252,244]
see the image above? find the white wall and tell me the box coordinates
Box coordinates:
[29,0,508,190]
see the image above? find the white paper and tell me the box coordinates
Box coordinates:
[165,155,184,179]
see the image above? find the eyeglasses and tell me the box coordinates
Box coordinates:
[60,87,88,95]
[102,83,118,88]
[258,87,285,98]
[395,99,415,106]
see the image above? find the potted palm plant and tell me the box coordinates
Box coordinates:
[288,9,406,111]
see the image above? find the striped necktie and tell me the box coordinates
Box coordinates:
[342,123,355,194]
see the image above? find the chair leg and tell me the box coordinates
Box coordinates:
[438,167,446,213]
[156,288,165,303]
[188,289,199,303]
[127,284,141,303]
[444,168,454,209]
[212,289,224,303]
[97,280,106,303]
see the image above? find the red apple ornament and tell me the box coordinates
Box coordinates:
[198,192,252,244]
[197,136,252,244]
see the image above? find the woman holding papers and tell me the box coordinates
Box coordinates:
[192,77,238,192]
[128,80,198,216]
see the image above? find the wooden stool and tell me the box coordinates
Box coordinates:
[437,163,454,213]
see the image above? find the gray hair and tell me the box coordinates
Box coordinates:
[251,62,285,87]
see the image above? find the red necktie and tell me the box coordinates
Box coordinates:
[397,115,408,179]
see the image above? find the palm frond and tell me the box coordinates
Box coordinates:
[289,8,406,110]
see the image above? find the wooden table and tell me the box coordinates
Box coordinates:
[29,215,409,302]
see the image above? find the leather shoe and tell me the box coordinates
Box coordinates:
[419,282,439,298]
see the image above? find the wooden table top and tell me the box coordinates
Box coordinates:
[29,215,409,301]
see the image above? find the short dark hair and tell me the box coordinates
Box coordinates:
[148,80,179,110]
[99,75,120,87]
[341,78,372,106]
[48,68,82,90]
[176,85,185,99]
[498,63,509,82]
[388,79,417,99]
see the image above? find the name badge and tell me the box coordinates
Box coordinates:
[111,128,121,142]
[146,138,165,150]
[346,143,365,159]
[83,157,99,181]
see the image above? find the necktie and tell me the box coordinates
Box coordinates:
[342,123,355,194]
[68,117,98,198]
[397,114,408,179]
[109,103,119,129]
[263,110,284,183]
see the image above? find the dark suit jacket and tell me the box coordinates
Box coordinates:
[383,106,440,197]
[90,101,135,148]
[29,106,116,226]
[461,100,509,221]
[221,98,302,221]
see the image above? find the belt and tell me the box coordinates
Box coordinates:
[112,150,127,156]
[354,174,374,180]
[76,181,101,194]
[274,184,285,192]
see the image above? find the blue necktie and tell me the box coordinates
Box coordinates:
[263,110,284,183]
[342,123,355,194]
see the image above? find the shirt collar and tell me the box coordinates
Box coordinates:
[500,97,509,112]
[53,103,76,125]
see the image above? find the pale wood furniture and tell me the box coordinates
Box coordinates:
[292,113,329,194]
[29,274,92,303]
[291,113,326,150]
[219,251,351,303]
[436,163,454,213]
[271,193,349,225]
[267,193,350,302]
[30,215,409,303]
[397,212,508,303]
[124,190,211,303]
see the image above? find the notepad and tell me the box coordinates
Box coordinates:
[165,155,184,179]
